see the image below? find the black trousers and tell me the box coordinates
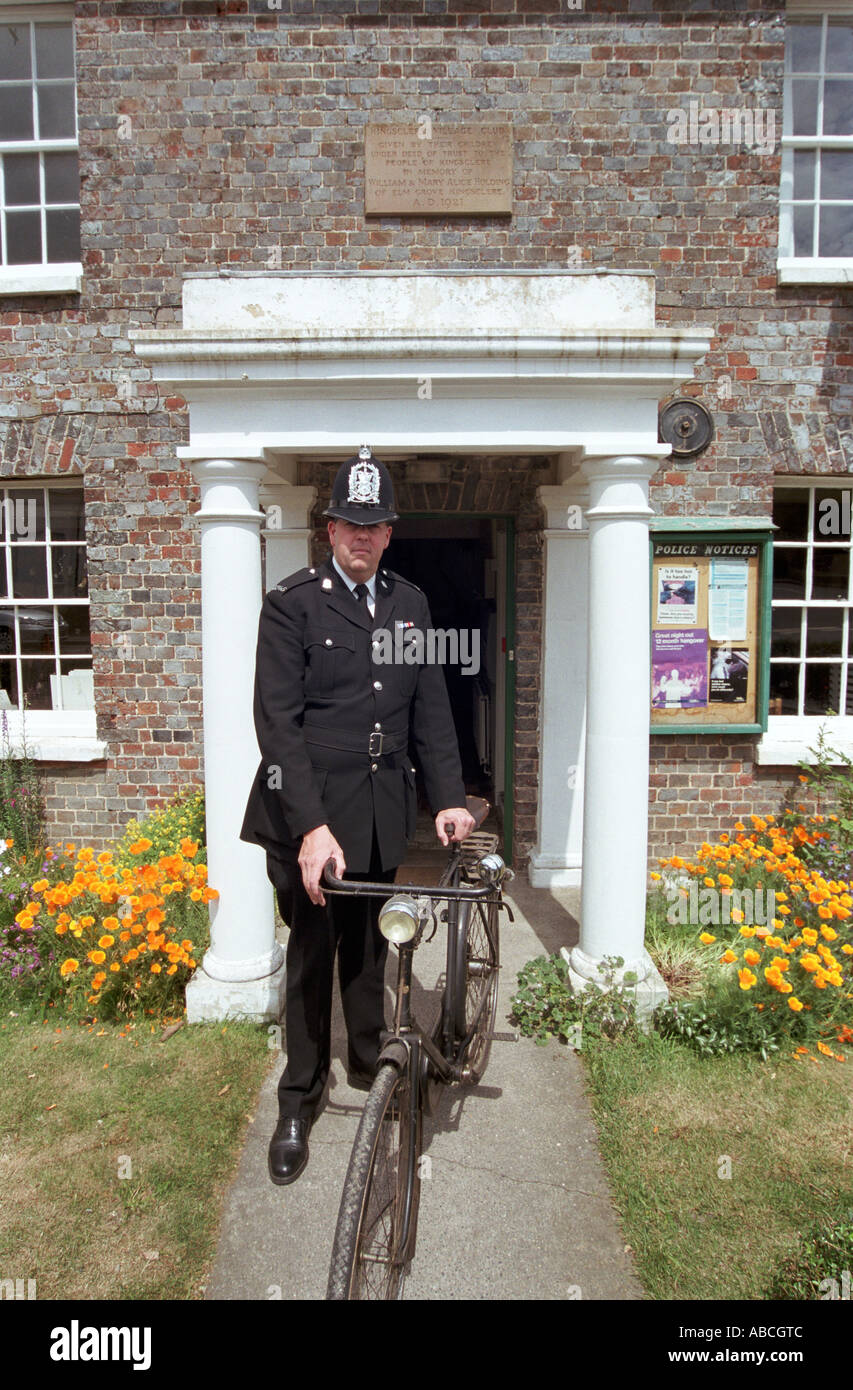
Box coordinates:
[266,833,397,1120]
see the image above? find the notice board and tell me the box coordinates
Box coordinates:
[650,525,773,734]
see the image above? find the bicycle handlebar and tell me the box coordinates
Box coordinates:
[322,862,495,902]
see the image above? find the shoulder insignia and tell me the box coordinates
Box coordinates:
[274,567,320,595]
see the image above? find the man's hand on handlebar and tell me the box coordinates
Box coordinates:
[299,824,345,906]
[435,807,476,847]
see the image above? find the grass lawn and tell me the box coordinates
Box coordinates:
[0,1008,272,1300]
[581,1030,853,1300]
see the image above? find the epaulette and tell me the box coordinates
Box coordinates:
[274,567,321,595]
[378,567,423,595]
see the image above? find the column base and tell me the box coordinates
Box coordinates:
[562,944,669,1030]
[185,958,286,1024]
[528,852,582,888]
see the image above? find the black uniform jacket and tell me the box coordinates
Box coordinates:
[239,557,467,874]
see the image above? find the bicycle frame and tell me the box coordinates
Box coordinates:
[323,855,502,1271]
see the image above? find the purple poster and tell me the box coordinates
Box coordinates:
[652,629,709,710]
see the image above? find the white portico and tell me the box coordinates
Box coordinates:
[131,270,710,1022]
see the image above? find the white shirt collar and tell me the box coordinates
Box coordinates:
[331,555,376,600]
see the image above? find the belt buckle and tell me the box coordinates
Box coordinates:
[368,731,384,757]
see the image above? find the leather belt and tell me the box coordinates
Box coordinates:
[302,725,408,758]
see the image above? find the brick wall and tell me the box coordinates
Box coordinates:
[1,0,850,860]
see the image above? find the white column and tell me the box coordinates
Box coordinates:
[568,455,668,1019]
[185,458,285,1022]
[528,479,589,887]
[259,482,317,589]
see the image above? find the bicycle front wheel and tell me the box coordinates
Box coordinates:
[326,1061,421,1301]
[452,896,500,1083]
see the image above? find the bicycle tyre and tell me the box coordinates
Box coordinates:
[452,896,500,1083]
[326,1061,421,1301]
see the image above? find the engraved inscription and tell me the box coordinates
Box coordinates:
[365,124,513,216]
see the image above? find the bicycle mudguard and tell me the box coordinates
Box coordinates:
[377,1038,410,1070]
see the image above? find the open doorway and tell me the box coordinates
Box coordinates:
[386,514,515,860]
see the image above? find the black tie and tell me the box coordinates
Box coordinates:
[353,583,369,605]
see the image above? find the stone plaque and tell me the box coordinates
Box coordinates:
[365,124,512,216]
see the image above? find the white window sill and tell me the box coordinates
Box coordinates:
[755,716,853,766]
[0,263,82,295]
[777,258,853,286]
[0,710,106,762]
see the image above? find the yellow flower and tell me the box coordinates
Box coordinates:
[799,953,821,973]
[150,963,162,974]
[801,928,818,945]
[820,925,838,940]
[699,932,716,944]
[788,997,804,1011]
[739,925,756,938]
[738,968,757,991]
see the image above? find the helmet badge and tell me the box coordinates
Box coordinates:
[347,446,381,506]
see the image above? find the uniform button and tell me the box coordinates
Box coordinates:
[309,568,316,574]
[373,680,382,690]
[374,722,381,730]
[371,763,378,773]
[325,639,333,647]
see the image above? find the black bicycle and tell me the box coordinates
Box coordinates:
[324,796,513,1301]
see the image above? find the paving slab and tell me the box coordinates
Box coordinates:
[203,875,644,1302]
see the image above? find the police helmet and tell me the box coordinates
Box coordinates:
[323,446,399,525]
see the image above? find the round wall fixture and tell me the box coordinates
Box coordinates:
[659,398,714,458]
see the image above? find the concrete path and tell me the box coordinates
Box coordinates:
[203,876,644,1301]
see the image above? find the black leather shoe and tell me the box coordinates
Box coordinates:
[268,1116,310,1186]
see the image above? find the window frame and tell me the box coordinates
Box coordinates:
[0,477,104,761]
[778,1,853,285]
[757,476,853,766]
[0,2,80,295]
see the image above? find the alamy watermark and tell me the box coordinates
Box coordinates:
[666,101,776,155]
[666,883,776,927]
[372,626,480,677]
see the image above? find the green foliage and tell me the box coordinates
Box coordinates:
[510,952,638,1048]
[654,996,782,1062]
[763,1205,853,1300]
[0,710,46,858]
[111,787,207,867]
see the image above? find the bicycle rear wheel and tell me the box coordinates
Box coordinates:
[326,1061,421,1301]
[452,896,500,1083]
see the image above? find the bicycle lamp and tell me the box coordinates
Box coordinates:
[378,894,420,945]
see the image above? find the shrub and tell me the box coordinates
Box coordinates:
[510,953,638,1047]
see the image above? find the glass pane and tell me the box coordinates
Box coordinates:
[44,151,78,204]
[772,547,807,600]
[35,82,74,140]
[813,488,851,539]
[3,153,39,206]
[771,607,802,657]
[0,659,18,710]
[2,490,41,542]
[5,209,41,265]
[793,204,814,256]
[806,608,844,656]
[773,488,809,541]
[11,546,47,598]
[786,22,823,74]
[818,204,853,258]
[18,607,55,655]
[811,548,850,601]
[19,658,53,711]
[46,207,79,262]
[821,151,853,201]
[57,604,90,655]
[805,662,844,715]
[34,23,74,80]
[769,662,799,715]
[47,489,84,542]
[58,658,93,709]
[0,85,33,140]
[51,546,87,598]
[0,608,12,656]
[823,79,853,136]
[827,20,853,75]
[792,78,819,135]
[793,149,816,200]
[0,25,32,81]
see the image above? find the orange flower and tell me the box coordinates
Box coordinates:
[738,968,757,991]
[743,948,761,966]
[788,997,804,1012]
[59,958,79,977]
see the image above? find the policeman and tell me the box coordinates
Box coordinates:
[240,446,475,1184]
